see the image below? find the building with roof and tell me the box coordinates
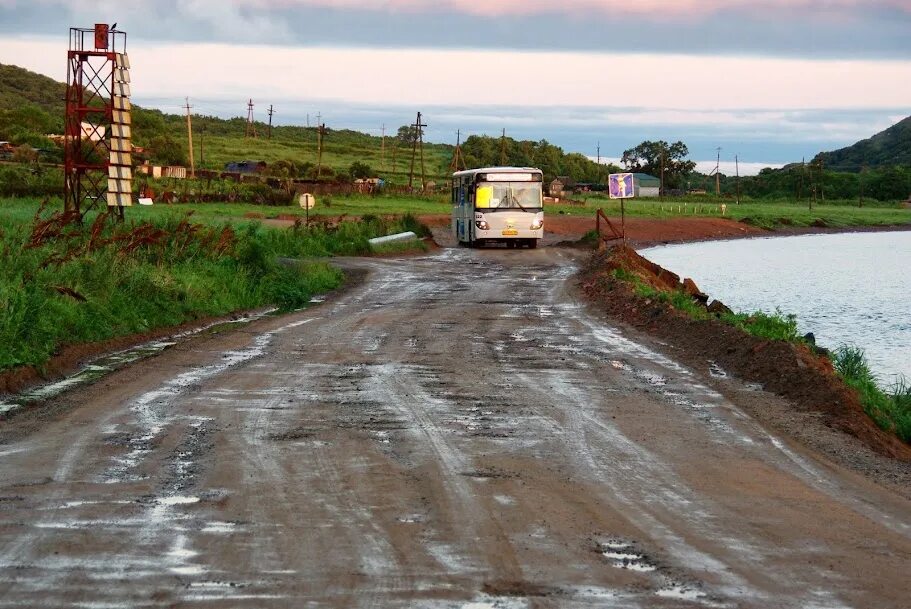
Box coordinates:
[633,173,661,197]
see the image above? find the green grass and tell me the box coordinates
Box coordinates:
[613,269,710,319]
[0,198,428,372]
[611,270,801,341]
[553,194,911,228]
[833,346,911,442]
[720,310,801,342]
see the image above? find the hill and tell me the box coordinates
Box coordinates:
[814,115,911,171]
[0,64,66,115]
[0,63,617,185]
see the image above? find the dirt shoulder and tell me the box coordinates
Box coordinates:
[575,246,911,493]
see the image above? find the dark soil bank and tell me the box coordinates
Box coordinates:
[578,245,911,462]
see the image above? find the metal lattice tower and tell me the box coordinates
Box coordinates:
[245,99,257,138]
[64,24,131,218]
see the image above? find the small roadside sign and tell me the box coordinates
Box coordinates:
[609,173,635,199]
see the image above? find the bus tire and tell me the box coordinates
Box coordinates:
[528,239,538,249]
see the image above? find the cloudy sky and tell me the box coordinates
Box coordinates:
[1,0,909,173]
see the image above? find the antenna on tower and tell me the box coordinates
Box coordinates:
[245,99,256,138]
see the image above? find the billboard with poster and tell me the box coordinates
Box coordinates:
[608,173,635,199]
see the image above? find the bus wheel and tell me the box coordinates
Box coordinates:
[527,239,538,249]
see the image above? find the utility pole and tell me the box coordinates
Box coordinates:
[245,99,256,138]
[408,111,426,191]
[811,160,818,210]
[381,123,386,172]
[714,147,722,196]
[597,141,601,165]
[316,122,326,179]
[500,128,508,166]
[659,150,665,200]
[267,104,274,139]
[450,129,466,172]
[735,154,741,205]
[819,157,825,202]
[185,97,195,178]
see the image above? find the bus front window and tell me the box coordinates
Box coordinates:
[477,182,542,211]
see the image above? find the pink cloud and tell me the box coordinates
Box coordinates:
[254,0,911,18]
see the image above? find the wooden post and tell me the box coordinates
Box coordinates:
[735,154,741,205]
[185,98,195,178]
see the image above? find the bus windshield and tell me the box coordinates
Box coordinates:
[476,182,542,211]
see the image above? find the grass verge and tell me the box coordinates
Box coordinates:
[833,346,911,443]
[606,246,907,445]
[0,202,426,372]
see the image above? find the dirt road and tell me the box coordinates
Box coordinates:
[1,248,909,608]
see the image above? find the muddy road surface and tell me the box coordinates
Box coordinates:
[1,248,910,608]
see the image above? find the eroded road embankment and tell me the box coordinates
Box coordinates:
[0,249,909,608]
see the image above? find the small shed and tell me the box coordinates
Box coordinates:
[633,173,661,197]
[548,178,564,197]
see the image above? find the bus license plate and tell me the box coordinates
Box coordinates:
[501,229,518,236]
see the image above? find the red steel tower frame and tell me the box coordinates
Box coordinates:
[64,25,131,218]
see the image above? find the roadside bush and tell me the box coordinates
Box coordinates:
[0,165,63,198]
[350,161,373,179]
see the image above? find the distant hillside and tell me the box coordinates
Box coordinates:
[814,116,911,171]
[0,62,618,183]
[0,64,66,115]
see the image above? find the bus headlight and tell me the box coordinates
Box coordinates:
[530,219,543,230]
[475,220,490,230]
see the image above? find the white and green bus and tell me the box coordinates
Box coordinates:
[451,167,544,248]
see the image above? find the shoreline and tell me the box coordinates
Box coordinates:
[576,246,911,491]
[627,220,911,249]
[632,226,911,385]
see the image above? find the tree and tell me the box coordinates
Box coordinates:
[147,135,187,166]
[267,159,297,178]
[349,161,373,179]
[621,140,696,189]
[396,124,418,146]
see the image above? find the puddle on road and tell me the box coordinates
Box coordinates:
[656,584,708,601]
[157,495,200,506]
[599,539,658,573]
[201,521,240,534]
[708,362,729,379]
